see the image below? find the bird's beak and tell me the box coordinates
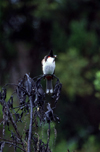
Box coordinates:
[54,55,57,58]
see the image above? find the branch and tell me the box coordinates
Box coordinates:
[4,141,26,152]
[27,96,33,152]
[46,122,50,151]
[3,100,26,151]
[0,137,22,144]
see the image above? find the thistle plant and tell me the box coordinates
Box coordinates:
[0,73,62,152]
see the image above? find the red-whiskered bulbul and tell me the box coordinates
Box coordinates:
[42,50,56,94]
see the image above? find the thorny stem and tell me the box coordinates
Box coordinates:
[4,141,26,152]
[35,132,39,152]
[46,123,50,152]
[27,96,33,152]
[5,101,26,151]
[0,137,22,144]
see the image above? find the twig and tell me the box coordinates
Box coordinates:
[4,141,26,152]
[35,132,39,152]
[3,100,26,151]
[27,96,33,152]
[2,83,18,88]
[0,137,22,144]
[46,122,50,152]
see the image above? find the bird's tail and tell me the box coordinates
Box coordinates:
[46,78,53,94]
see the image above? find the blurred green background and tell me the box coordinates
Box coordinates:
[1,0,100,151]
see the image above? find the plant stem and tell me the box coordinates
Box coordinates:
[4,101,26,151]
[27,96,33,152]
[4,141,26,152]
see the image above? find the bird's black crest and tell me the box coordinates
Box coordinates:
[48,50,53,57]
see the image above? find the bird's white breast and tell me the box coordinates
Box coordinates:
[42,57,55,74]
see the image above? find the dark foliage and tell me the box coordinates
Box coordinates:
[0,74,62,152]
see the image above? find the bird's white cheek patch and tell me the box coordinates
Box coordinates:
[47,57,54,63]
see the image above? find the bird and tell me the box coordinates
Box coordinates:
[41,50,57,94]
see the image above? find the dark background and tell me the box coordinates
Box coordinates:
[1,0,100,151]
